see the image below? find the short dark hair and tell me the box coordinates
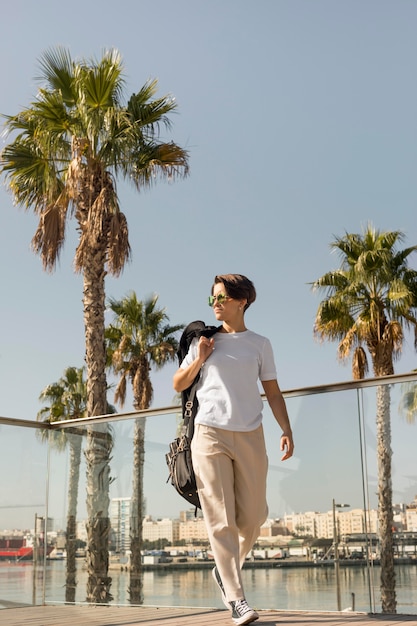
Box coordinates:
[212,274,256,311]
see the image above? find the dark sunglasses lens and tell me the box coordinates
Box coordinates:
[208,294,228,306]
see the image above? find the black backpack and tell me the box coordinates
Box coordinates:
[166,321,220,509]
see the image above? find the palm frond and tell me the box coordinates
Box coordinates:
[114,373,127,408]
[82,50,124,109]
[129,141,189,189]
[31,199,69,271]
[314,297,355,342]
[311,270,349,293]
[107,212,131,275]
[37,47,75,105]
[127,81,177,132]
[352,347,368,380]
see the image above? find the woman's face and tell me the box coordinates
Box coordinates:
[211,282,244,321]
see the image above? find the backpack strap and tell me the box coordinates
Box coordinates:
[183,381,198,439]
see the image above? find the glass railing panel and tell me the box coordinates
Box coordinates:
[360,379,417,614]
[43,410,184,606]
[260,388,371,613]
[0,420,49,608]
[3,375,417,615]
[269,389,364,519]
[43,390,370,612]
[41,424,88,605]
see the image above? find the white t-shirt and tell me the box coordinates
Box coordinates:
[180,329,277,432]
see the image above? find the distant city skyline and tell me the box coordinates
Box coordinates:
[4,495,417,545]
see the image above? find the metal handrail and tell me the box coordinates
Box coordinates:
[1,369,416,429]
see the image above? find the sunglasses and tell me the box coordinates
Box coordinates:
[208,293,230,307]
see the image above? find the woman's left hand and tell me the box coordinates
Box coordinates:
[280,433,294,461]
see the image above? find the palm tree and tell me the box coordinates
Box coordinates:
[105,292,183,604]
[0,47,189,602]
[37,367,87,603]
[312,224,417,613]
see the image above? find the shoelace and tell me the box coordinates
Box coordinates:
[234,599,253,615]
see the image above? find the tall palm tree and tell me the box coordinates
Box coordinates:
[105,292,183,604]
[1,47,189,602]
[37,367,87,604]
[312,224,417,613]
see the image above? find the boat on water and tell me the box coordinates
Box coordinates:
[0,536,53,561]
[47,548,66,560]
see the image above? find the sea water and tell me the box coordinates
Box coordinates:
[1,561,417,614]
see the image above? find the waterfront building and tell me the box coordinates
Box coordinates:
[285,511,321,537]
[259,518,290,538]
[110,497,131,552]
[143,516,180,543]
[284,508,379,539]
[406,508,417,531]
[403,496,417,532]
[179,516,209,542]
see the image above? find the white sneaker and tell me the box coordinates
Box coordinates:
[230,598,259,625]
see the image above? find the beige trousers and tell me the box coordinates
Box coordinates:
[191,423,268,602]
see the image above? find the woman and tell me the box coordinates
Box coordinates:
[173,274,294,626]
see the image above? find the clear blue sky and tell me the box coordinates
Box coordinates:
[1,0,417,421]
[2,0,417,526]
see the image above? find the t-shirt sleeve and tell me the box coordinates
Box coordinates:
[259,338,277,381]
[180,337,199,369]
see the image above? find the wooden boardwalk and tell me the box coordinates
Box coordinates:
[0,605,415,626]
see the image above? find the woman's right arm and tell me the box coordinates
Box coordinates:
[173,358,205,392]
[173,336,215,392]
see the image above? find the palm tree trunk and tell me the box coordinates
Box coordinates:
[65,435,82,603]
[376,384,396,613]
[85,425,113,603]
[83,251,113,603]
[83,247,108,418]
[129,417,146,604]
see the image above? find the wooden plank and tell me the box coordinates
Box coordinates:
[0,606,416,626]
